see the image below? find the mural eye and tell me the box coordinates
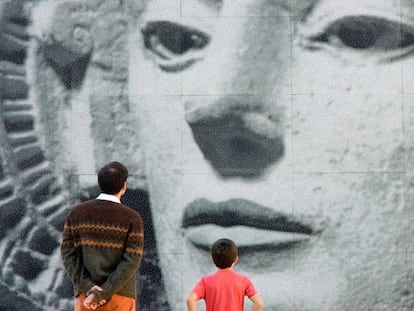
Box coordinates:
[141,21,210,72]
[306,15,414,59]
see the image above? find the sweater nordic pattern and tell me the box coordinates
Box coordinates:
[61,199,144,302]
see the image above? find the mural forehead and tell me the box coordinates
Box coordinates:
[0,0,414,310]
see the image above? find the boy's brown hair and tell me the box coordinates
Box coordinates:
[211,238,238,269]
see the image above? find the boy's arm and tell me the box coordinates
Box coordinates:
[250,294,264,311]
[186,292,200,311]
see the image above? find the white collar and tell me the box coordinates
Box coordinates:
[96,193,121,204]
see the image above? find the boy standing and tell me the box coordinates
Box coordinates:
[186,238,263,311]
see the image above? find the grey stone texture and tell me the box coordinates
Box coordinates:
[0,0,166,310]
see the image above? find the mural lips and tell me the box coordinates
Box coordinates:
[182,198,314,253]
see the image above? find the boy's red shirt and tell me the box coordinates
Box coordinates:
[192,269,259,311]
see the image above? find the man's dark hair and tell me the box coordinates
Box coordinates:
[97,161,128,195]
[211,238,238,269]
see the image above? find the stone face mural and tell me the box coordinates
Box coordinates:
[1,0,414,310]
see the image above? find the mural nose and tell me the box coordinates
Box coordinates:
[186,101,284,178]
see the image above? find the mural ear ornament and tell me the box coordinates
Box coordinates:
[32,1,94,89]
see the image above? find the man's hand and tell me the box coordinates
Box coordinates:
[83,293,98,310]
[83,285,107,309]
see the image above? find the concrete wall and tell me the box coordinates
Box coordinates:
[0,0,413,310]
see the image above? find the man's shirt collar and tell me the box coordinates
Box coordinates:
[96,193,121,204]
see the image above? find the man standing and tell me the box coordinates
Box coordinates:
[61,161,144,311]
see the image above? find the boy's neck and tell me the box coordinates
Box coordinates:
[217,267,233,271]
[217,262,236,271]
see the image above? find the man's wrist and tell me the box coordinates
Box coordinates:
[91,289,104,301]
[87,285,103,297]
[86,286,96,297]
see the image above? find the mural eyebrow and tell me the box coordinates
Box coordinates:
[197,0,223,11]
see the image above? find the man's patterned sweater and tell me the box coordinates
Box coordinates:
[61,199,144,301]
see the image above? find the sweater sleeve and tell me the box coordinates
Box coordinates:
[60,216,82,288]
[91,215,144,302]
[60,215,99,295]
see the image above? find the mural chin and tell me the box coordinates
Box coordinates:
[147,179,343,310]
[145,164,410,310]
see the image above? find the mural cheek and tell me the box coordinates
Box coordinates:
[292,172,409,309]
[291,90,404,173]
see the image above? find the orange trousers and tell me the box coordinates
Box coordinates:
[75,293,135,311]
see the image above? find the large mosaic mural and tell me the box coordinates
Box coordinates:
[1,0,414,310]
